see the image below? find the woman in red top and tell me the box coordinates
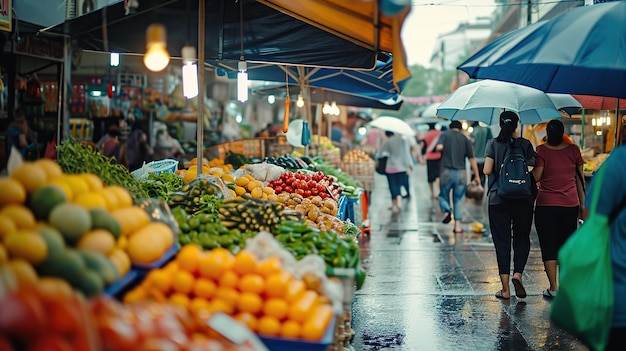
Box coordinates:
[532,119,585,298]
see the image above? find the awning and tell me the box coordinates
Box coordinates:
[257,0,411,87]
[39,0,383,70]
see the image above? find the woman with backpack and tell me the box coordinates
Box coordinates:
[532,119,585,298]
[483,111,536,300]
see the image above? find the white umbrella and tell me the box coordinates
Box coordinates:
[368,116,415,136]
[436,80,582,124]
[420,102,442,118]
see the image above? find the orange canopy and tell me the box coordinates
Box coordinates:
[256,0,411,89]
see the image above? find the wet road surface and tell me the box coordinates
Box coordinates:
[351,164,589,350]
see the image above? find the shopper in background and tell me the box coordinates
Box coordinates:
[7,109,38,160]
[124,121,153,172]
[153,127,185,161]
[470,121,493,185]
[532,119,585,298]
[483,111,536,300]
[101,126,122,163]
[378,131,413,213]
[420,124,442,200]
[582,146,626,349]
[436,120,480,233]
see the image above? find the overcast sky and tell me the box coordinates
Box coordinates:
[402,0,498,67]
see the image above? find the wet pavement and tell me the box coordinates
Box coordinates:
[350,164,589,351]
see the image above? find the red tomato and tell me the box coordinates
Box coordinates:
[26,334,73,351]
[311,189,319,196]
[275,186,283,193]
[285,186,294,193]
[0,290,46,337]
[307,180,316,188]
[317,184,327,193]
[304,190,312,197]
[45,298,82,334]
[295,189,305,196]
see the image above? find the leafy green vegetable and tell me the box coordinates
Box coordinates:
[139,172,185,200]
[197,194,223,216]
[56,139,148,202]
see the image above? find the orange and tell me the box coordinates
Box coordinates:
[6,258,39,287]
[78,173,104,191]
[199,249,234,280]
[214,287,240,308]
[145,269,172,294]
[280,320,302,339]
[107,185,134,208]
[172,270,195,295]
[265,271,292,298]
[10,162,47,194]
[145,287,167,303]
[0,204,36,229]
[169,293,191,309]
[123,286,148,304]
[232,251,259,275]
[236,292,262,315]
[33,159,63,179]
[284,280,307,303]
[258,257,283,278]
[0,215,17,239]
[189,297,211,314]
[176,244,202,274]
[263,298,289,320]
[0,177,27,207]
[257,316,281,337]
[218,270,239,289]
[163,260,179,274]
[238,274,265,295]
[192,278,217,299]
[234,312,258,332]
[74,192,107,209]
[210,299,234,315]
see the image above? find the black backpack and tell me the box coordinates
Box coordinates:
[489,139,533,199]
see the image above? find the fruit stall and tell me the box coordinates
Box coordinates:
[0,141,367,351]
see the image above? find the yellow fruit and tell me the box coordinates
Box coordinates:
[250,187,263,199]
[96,189,119,211]
[172,270,195,294]
[169,293,191,309]
[64,174,90,195]
[0,216,17,239]
[235,186,247,196]
[176,244,202,274]
[4,230,48,264]
[0,204,36,229]
[235,177,250,187]
[111,207,150,236]
[117,236,128,249]
[79,173,104,191]
[229,189,236,198]
[10,162,47,194]
[47,178,74,201]
[145,269,172,293]
[107,185,133,208]
[33,159,63,179]
[262,187,275,195]
[222,174,234,183]
[37,277,74,299]
[77,229,116,255]
[126,224,170,265]
[0,244,7,263]
[74,192,108,210]
[108,248,131,276]
[246,181,258,192]
[183,168,197,184]
[0,177,27,207]
[6,259,39,287]
[267,194,278,201]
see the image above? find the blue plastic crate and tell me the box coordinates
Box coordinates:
[259,315,336,351]
[103,270,140,300]
[345,196,360,224]
[131,244,179,271]
[336,194,348,221]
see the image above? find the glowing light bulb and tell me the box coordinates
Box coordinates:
[110,53,120,67]
[144,24,170,72]
[237,61,248,103]
[268,95,275,104]
[296,95,304,108]
[323,102,331,114]
[181,46,198,99]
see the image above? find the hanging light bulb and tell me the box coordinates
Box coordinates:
[237,61,248,102]
[296,95,305,108]
[144,24,170,72]
[323,101,331,114]
[268,95,275,104]
[181,46,198,99]
[330,101,340,116]
[110,52,120,67]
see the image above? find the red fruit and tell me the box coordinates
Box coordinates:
[0,290,46,337]
[304,190,312,198]
[295,189,305,196]
[275,186,283,193]
[0,334,14,351]
[26,334,73,351]
[45,299,82,334]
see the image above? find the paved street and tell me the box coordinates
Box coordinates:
[350,164,588,350]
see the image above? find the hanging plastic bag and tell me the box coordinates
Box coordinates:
[551,164,613,351]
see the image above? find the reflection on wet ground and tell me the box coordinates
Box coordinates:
[351,165,588,350]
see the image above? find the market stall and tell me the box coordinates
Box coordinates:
[0,142,366,351]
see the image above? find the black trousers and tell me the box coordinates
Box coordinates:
[607,327,626,350]
[534,205,579,261]
[489,199,534,275]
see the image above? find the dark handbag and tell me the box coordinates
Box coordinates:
[466,180,484,200]
[375,156,388,175]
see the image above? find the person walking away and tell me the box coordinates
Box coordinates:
[582,145,626,349]
[421,124,442,200]
[400,134,420,198]
[378,131,413,213]
[153,127,185,160]
[125,121,153,172]
[470,121,493,185]
[532,119,585,298]
[483,111,536,299]
[436,121,481,233]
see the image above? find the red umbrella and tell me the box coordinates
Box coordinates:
[572,95,626,110]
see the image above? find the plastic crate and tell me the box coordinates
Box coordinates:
[103,270,141,300]
[259,315,337,351]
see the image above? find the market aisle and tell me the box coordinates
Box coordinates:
[350,164,588,350]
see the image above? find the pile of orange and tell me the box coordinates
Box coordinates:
[124,245,334,341]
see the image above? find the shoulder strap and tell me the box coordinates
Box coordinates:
[589,164,606,213]
[487,140,511,194]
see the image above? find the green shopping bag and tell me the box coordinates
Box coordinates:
[551,165,614,351]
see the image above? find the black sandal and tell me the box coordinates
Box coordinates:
[512,278,527,298]
[495,290,510,299]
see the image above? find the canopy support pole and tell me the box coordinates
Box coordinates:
[316,103,323,157]
[580,109,585,149]
[614,99,620,149]
[196,0,206,176]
